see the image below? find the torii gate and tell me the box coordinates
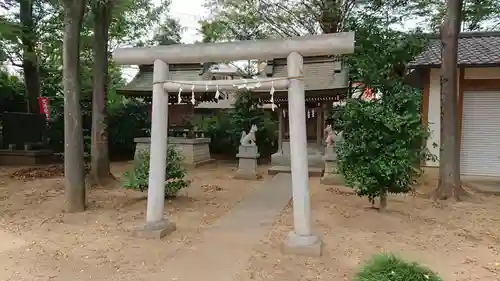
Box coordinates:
[113,32,355,255]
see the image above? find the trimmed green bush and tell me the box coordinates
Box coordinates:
[353,254,442,281]
[336,82,434,210]
[121,146,189,197]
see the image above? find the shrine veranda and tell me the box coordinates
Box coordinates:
[113,32,355,255]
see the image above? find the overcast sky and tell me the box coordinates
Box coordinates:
[166,0,207,43]
[118,0,207,80]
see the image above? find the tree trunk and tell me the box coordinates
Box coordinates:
[435,0,467,201]
[19,0,41,114]
[379,188,387,211]
[62,0,86,212]
[90,0,114,185]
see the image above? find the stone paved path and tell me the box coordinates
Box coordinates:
[155,173,292,281]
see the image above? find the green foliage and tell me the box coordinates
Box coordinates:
[108,99,150,155]
[0,0,177,105]
[196,91,278,157]
[202,0,500,44]
[121,146,189,198]
[0,70,26,112]
[331,11,436,207]
[227,91,278,156]
[195,111,233,154]
[45,97,93,154]
[201,0,270,42]
[409,0,500,31]
[336,82,434,205]
[150,17,183,46]
[344,14,427,86]
[353,254,442,281]
[328,104,344,132]
[44,97,149,158]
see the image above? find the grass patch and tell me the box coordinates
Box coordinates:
[353,253,442,281]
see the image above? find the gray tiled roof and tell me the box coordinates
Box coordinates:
[408,33,500,67]
[270,58,348,91]
[119,57,349,94]
[119,64,211,93]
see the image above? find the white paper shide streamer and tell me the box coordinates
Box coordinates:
[170,75,298,107]
[270,81,276,111]
[177,86,182,104]
[191,84,195,105]
[215,84,220,99]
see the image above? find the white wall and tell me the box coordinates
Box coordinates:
[426,68,441,167]
[425,67,500,167]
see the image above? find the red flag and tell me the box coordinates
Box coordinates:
[37,97,50,120]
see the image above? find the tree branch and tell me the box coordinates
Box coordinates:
[7,54,24,68]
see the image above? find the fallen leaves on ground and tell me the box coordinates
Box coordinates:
[8,164,90,181]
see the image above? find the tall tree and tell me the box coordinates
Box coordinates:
[434,0,467,200]
[203,0,500,41]
[61,0,87,212]
[151,18,183,45]
[90,0,114,186]
[411,0,500,31]
[202,0,414,39]
[1,0,45,113]
[19,0,42,113]
[1,0,171,99]
[89,0,179,185]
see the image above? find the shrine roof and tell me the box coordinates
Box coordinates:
[408,32,500,67]
[262,56,348,92]
[118,64,211,94]
[116,56,349,98]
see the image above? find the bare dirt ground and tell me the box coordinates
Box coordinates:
[236,181,500,281]
[1,162,499,281]
[0,161,266,281]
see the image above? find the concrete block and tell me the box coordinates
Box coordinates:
[235,145,260,180]
[282,231,322,257]
[133,219,176,239]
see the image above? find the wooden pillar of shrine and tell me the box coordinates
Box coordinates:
[316,104,323,146]
[278,106,284,153]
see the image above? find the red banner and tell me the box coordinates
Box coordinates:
[37,97,50,120]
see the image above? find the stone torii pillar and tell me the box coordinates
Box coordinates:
[138,59,176,238]
[113,33,355,254]
[284,52,321,255]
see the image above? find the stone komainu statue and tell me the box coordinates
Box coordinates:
[240,124,257,146]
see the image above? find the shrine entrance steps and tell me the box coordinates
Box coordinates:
[268,165,324,177]
[156,173,292,281]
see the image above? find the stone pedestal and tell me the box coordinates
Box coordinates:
[320,147,342,185]
[133,219,176,239]
[282,231,323,257]
[234,145,261,180]
[134,137,214,166]
[269,141,324,176]
[0,149,54,165]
